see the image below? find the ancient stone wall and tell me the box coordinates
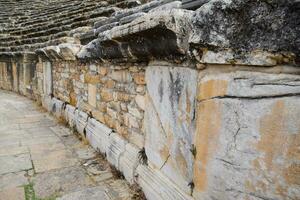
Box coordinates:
[0,0,299,200]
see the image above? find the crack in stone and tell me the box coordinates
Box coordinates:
[159,154,170,170]
[147,89,168,138]
[199,93,300,103]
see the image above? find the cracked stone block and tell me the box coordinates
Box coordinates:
[193,97,300,200]
[144,66,198,194]
[198,71,300,100]
[0,153,32,174]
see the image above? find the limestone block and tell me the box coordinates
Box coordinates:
[119,143,140,184]
[135,94,145,110]
[75,110,88,137]
[193,97,300,200]
[107,132,128,169]
[198,71,300,101]
[86,118,112,154]
[84,74,101,84]
[136,165,193,200]
[64,104,76,128]
[109,70,132,83]
[58,43,82,61]
[145,66,198,194]
[100,89,114,102]
[88,84,97,107]
[77,39,101,60]
[97,9,194,61]
[51,98,64,118]
[42,96,53,112]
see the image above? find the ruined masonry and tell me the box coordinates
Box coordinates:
[0,0,299,200]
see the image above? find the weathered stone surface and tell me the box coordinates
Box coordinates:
[190,0,300,64]
[75,110,88,136]
[182,0,208,10]
[198,71,300,101]
[32,149,78,173]
[57,186,110,200]
[145,66,198,194]
[95,9,194,61]
[107,132,128,169]
[119,143,140,183]
[33,166,94,198]
[193,97,300,200]
[149,1,182,12]
[136,165,193,200]
[88,84,97,107]
[0,187,25,200]
[0,153,32,174]
[0,172,28,190]
[58,43,82,61]
[86,118,112,154]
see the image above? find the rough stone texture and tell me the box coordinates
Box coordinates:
[33,166,94,198]
[0,0,300,200]
[190,0,300,64]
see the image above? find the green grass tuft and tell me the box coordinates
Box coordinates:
[24,183,58,200]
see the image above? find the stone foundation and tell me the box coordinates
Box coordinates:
[0,0,299,199]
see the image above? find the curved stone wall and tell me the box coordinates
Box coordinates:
[0,0,299,200]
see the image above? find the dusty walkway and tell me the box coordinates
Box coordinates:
[0,90,134,200]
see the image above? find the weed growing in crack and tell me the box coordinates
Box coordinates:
[57,116,68,126]
[138,148,148,165]
[110,164,125,179]
[24,183,58,200]
[130,183,147,200]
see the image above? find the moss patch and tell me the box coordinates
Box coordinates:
[24,183,58,200]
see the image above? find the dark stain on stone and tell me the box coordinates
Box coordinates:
[52,103,56,113]
[169,71,183,109]
[159,79,163,103]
